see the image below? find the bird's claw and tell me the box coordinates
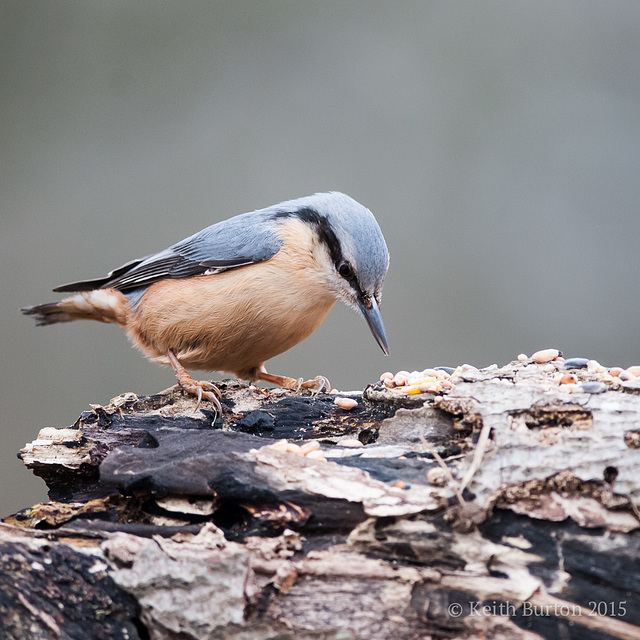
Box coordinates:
[298,375,331,393]
[198,379,222,398]
[256,371,330,394]
[166,351,223,416]
[178,378,223,416]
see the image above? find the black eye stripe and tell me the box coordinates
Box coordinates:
[276,207,344,266]
[276,206,367,301]
[338,261,367,301]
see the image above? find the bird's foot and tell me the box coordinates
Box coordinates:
[298,375,331,393]
[257,372,331,393]
[166,350,222,414]
[180,378,222,414]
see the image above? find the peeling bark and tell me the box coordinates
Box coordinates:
[3,363,640,640]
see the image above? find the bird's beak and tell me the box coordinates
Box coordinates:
[358,297,390,355]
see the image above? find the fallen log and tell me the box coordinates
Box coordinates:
[3,356,640,639]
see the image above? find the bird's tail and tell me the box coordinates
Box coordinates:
[22,290,130,327]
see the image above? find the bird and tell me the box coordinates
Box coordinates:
[22,192,390,412]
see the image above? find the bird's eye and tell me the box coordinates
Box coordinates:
[338,262,353,279]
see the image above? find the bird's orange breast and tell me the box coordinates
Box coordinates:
[125,218,337,379]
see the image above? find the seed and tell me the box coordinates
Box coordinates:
[427,467,447,486]
[380,371,394,382]
[517,353,528,362]
[285,442,303,455]
[393,480,410,489]
[335,397,358,410]
[383,378,395,388]
[434,366,455,375]
[532,348,560,364]
[559,373,578,385]
[543,364,555,373]
[619,370,636,382]
[393,373,408,386]
[305,450,327,462]
[406,385,424,395]
[587,360,605,373]
[269,440,289,452]
[419,382,440,393]
[300,441,320,455]
[563,357,589,370]
[626,366,640,377]
[581,382,606,394]
[609,367,623,377]
[340,438,364,448]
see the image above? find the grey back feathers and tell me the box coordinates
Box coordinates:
[52,192,389,298]
[53,210,285,293]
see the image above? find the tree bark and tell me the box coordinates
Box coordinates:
[3,361,640,639]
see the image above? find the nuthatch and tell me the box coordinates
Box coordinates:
[23,192,390,411]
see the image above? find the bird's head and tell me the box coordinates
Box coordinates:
[276,192,390,355]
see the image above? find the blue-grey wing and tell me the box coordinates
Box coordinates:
[53,210,283,293]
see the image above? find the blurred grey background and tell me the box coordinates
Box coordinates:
[2,1,640,516]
